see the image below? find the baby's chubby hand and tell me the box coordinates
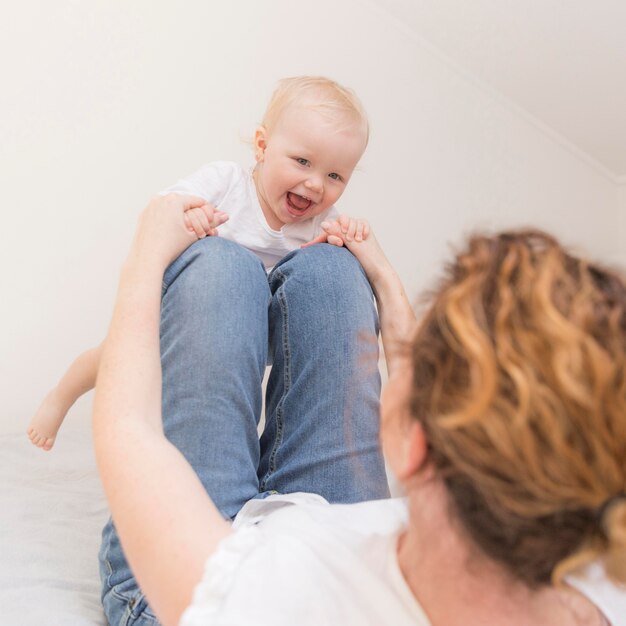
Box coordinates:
[184,203,229,238]
[303,215,392,286]
[303,214,369,247]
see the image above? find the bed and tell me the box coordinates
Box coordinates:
[3,412,625,626]
[1,417,108,625]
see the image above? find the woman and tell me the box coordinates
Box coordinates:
[96,192,392,625]
[94,194,626,625]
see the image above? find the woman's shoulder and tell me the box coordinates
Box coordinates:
[235,493,408,537]
[180,495,426,626]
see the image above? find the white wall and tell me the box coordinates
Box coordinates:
[1,0,622,432]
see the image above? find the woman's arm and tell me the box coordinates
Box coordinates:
[92,195,232,626]
[368,262,417,378]
[305,219,417,377]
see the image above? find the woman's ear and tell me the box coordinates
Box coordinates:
[395,420,428,481]
[381,369,429,483]
[254,126,267,162]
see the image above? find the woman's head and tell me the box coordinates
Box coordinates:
[401,229,626,587]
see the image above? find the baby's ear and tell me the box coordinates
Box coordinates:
[254,126,268,162]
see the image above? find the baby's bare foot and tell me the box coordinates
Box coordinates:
[27,426,55,451]
[27,389,67,451]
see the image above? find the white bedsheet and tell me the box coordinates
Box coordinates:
[4,420,624,626]
[0,422,108,625]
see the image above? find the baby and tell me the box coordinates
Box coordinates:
[28,75,373,450]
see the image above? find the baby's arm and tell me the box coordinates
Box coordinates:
[306,218,417,377]
[27,343,103,450]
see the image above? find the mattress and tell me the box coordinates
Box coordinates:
[1,421,108,625]
[5,417,624,626]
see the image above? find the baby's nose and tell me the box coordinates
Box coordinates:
[305,177,323,193]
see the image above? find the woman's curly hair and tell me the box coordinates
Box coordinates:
[410,229,626,587]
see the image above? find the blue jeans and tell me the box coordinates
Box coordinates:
[98,239,389,625]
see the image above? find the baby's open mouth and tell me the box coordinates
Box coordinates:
[287,192,312,212]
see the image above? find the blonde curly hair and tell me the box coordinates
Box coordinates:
[410,229,626,586]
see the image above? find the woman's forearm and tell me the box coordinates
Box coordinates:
[370,268,417,378]
[95,257,165,435]
[92,252,232,626]
[92,196,234,626]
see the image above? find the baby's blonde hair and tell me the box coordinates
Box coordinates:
[261,76,369,145]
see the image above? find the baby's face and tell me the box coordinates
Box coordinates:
[253,105,367,230]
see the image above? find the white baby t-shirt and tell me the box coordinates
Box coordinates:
[162,161,338,271]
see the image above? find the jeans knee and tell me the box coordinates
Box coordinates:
[276,243,371,297]
[163,236,265,293]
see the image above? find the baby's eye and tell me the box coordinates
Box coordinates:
[295,158,310,166]
[328,172,342,181]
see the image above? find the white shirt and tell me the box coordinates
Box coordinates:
[180,495,428,626]
[180,494,626,626]
[162,161,338,271]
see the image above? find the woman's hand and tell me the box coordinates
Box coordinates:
[129,194,228,271]
[303,214,369,246]
[303,217,417,376]
[303,217,392,288]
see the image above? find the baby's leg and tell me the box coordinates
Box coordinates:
[27,344,101,450]
[260,243,390,502]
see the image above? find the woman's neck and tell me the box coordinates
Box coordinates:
[397,481,606,626]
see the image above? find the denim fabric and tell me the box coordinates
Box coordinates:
[99,238,389,625]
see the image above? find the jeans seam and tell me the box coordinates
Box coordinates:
[261,273,290,487]
[101,523,114,591]
[107,587,158,625]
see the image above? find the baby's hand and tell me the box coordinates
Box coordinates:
[303,214,369,247]
[303,216,391,286]
[184,204,229,238]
